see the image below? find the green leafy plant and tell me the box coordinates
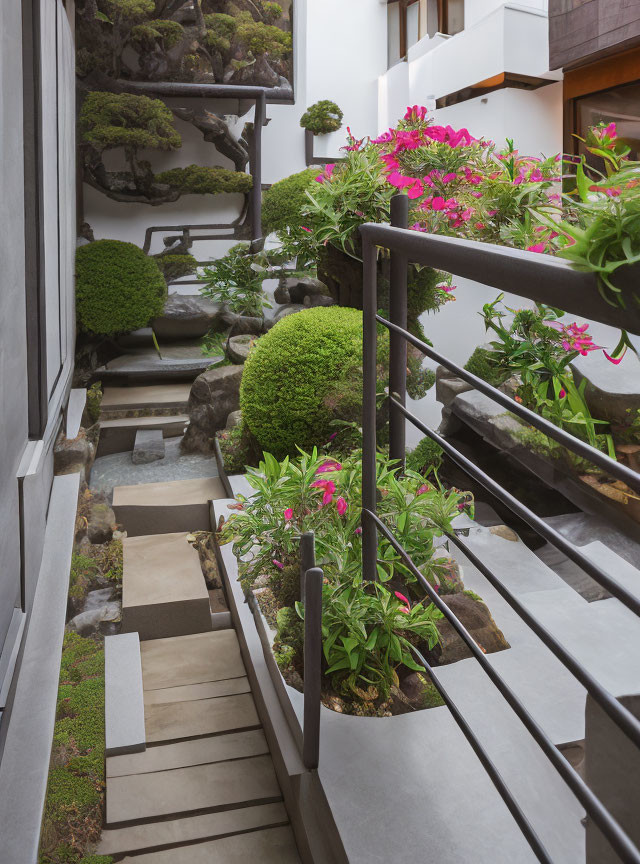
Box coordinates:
[200,243,270,318]
[155,165,252,195]
[154,253,198,282]
[300,100,343,135]
[406,436,444,477]
[75,240,166,336]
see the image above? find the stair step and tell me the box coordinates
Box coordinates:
[121,533,212,641]
[101,383,192,418]
[145,692,260,743]
[132,428,165,464]
[97,414,189,457]
[104,633,146,757]
[97,801,288,856]
[107,728,267,778]
[96,350,212,385]
[117,825,300,863]
[112,476,226,536]
[142,676,250,707]
[106,754,281,823]
[140,630,246,691]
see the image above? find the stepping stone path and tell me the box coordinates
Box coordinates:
[99,380,301,862]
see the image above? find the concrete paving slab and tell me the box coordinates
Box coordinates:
[97,351,213,384]
[145,692,259,742]
[122,532,211,641]
[97,801,289,855]
[107,728,269,777]
[132,428,165,464]
[113,475,226,535]
[117,825,300,863]
[106,754,281,823]
[105,633,146,757]
[97,415,189,458]
[141,630,246,690]
[143,676,250,706]
[101,384,192,414]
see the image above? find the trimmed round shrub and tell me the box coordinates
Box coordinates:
[300,100,343,135]
[240,306,387,458]
[262,167,318,235]
[75,240,166,336]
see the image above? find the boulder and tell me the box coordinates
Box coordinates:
[303,294,335,308]
[282,276,329,305]
[181,364,244,453]
[67,599,121,638]
[273,303,306,322]
[571,349,640,426]
[220,305,266,336]
[435,366,473,408]
[226,410,243,430]
[429,592,509,664]
[87,502,117,544]
[226,334,256,364]
[54,430,95,480]
[152,296,222,341]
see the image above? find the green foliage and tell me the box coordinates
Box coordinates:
[262,168,318,235]
[85,382,103,425]
[240,307,388,458]
[261,2,283,22]
[464,346,506,388]
[39,634,107,864]
[200,243,269,317]
[155,165,252,195]
[406,357,436,400]
[300,100,343,136]
[217,419,261,473]
[203,12,237,51]
[406,436,444,477]
[130,18,184,48]
[102,0,153,19]
[75,240,166,336]
[78,91,181,153]
[235,11,292,57]
[155,253,198,282]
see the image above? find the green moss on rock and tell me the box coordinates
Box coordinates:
[406,436,444,476]
[75,240,166,336]
[155,253,198,282]
[155,165,252,195]
[464,346,507,388]
[261,168,318,235]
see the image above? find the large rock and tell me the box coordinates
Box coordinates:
[273,303,306,322]
[67,595,121,638]
[303,294,335,308]
[226,334,256,364]
[275,276,330,305]
[87,502,117,544]
[435,366,473,408]
[571,349,640,426]
[181,364,244,453]
[428,592,510,664]
[220,305,266,336]
[152,296,222,341]
[54,430,95,480]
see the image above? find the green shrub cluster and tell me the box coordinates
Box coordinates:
[406,436,444,476]
[156,165,252,195]
[240,306,388,458]
[130,18,184,48]
[39,633,111,864]
[300,100,343,135]
[262,168,318,235]
[79,91,181,153]
[235,11,292,56]
[75,240,166,336]
[464,346,507,388]
[217,420,261,473]
[155,253,198,282]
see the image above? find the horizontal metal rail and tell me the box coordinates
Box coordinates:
[379,314,640,495]
[364,508,640,864]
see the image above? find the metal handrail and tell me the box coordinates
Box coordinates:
[359,195,640,864]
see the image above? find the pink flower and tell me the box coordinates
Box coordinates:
[527,242,547,253]
[284,508,293,521]
[407,178,424,199]
[273,559,284,570]
[322,490,334,506]
[336,497,347,516]
[311,479,336,494]
[395,591,410,604]
[398,606,411,614]
[558,388,566,399]
[416,484,430,495]
[316,460,342,473]
[431,196,446,210]
[355,526,363,535]
[301,226,312,233]
[529,169,544,182]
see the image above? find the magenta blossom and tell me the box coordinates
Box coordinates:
[316,460,342,474]
[284,508,293,521]
[355,526,363,535]
[336,496,347,516]
[558,388,566,399]
[322,489,334,507]
[273,559,284,570]
[311,479,336,494]
[527,242,547,253]
[395,591,410,604]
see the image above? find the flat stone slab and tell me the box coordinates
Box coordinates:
[132,428,165,464]
[97,414,189,458]
[117,825,300,863]
[141,630,246,691]
[112,476,226,536]
[122,532,212,641]
[105,633,146,757]
[143,676,250,706]
[107,728,268,777]
[101,383,192,416]
[97,351,213,384]
[97,801,288,855]
[106,754,281,823]
[145,693,260,742]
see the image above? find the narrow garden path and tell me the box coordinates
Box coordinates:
[95,383,301,863]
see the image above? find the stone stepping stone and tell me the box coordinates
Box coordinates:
[97,414,189,458]
[106,754,281,823]
[96,351,213,385]
[101,383,192,418]
[107,728,268,778]
[116,825,300,863]
[145,692,259,743]
[97,801,288,856]
[112,476,226,536]
[143,676,250,707]
[122,532,212,642]
[141,630,246,691]
[131,429,165,465]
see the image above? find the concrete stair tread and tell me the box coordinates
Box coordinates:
[145,692,260,742]
[107,728,269,777]
[106,754,281,823]
[122,532,211,641]
[97,351,212,383]
[143,676,250,706]
[97,415,189,458]
[116,825,300,863]
[97,801,289,855]
[113,476,226,536]
[105,633,146,757]
[141,630,246,690]
[101,383,192,414]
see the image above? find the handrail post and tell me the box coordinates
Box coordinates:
[388,194,409,468]
[303,566,323,770]
[250,90,265,245]
[361,235,378,581]
[304,128,314,166]
[299,531,315,603]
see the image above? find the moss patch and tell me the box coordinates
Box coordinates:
[156,165,252,196]
[464,346,507,388]
[262,168,318,235]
